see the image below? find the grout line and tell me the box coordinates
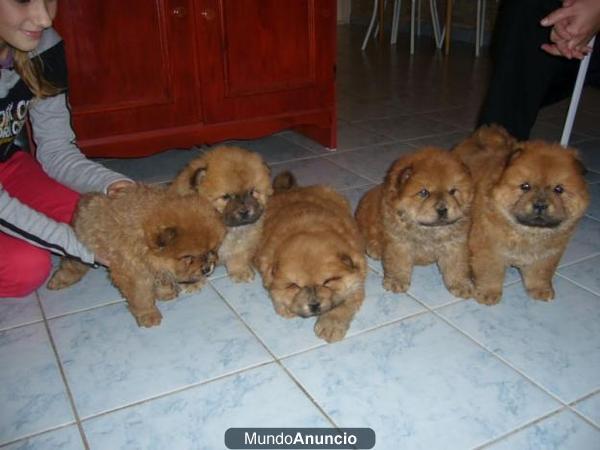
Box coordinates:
[35,292,90,450]
[428,306,582,408]
[557,252,600,270]
[207,281,339,428]
[584,213,600,223]
[568,387,600,429]
[472,406,566,449]
[555,273,600,298]
[423,296,600,437]
[78,360,275,422]
[41,298,126,322]
[277,308,433,361]
[0,317,44,333]
[0,421,78,449]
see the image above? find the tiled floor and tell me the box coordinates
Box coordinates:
[2,26,600,450]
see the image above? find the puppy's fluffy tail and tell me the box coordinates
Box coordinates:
[471,124,516,154]
[272,171,297,193]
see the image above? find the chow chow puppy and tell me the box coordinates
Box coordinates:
[254,172,367,343]
[47,184,225,327]
[355,147,474,298]
[453,125,589,304]
[170,146,272,282]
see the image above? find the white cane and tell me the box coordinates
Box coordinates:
[561,36,596,147]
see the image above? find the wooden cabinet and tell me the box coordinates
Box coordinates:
[56,0,336,157]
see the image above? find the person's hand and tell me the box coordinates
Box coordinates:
[106,180,135,198]
[541,0,600,59]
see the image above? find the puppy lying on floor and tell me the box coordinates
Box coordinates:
[47,184,225,327]
[355,147,474,298]
[254,172,367,343]
[453,125,589,304]
[170,146,272,283]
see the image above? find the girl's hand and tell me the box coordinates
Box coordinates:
[107,180,135,198]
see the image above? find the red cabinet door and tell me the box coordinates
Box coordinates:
[195,0,336,124]
[56,0,201,156]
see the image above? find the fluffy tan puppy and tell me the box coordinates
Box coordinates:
[355,147,474,298]
[47,185,225,327]
[170,146,272,282]
[254,172,367,343]
[453,125,589,304]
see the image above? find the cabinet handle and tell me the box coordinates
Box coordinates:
[172,6,187,18]
[200,9,216,21]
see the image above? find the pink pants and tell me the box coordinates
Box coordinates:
[0,151,79,298]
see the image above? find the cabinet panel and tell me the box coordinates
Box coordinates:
[56,0,200,146]
[196,0,335,123]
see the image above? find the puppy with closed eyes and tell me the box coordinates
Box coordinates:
[453,125,589,304]
[355,147,474,297]
[47,184,225,327]
[170,146,273,282]
[254,172,367,343]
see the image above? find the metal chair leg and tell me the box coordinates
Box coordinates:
[391,0,402,45]
[361,0,380,51]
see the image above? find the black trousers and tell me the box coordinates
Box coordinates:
[477,0,598,140]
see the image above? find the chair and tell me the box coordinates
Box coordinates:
[561,36,597,147]
[362,0,445,54]
[445,0,489,57]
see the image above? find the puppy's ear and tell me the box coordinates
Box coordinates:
[273,171,297,192]
[508,147,523,163]
[501,147,524,174]
[262,260,278,286]
[190,165,207,189]
[399,167,413,184]
[150,226,178,250]
[385,160,413,192]
[338,253,362,272]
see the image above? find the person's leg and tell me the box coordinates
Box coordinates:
[0,151,80,297]
[0,233,52,298]
[477,0,579,140]
[0,151,80,222]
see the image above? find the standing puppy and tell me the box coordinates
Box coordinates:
[47,185,225,327]
[355,147,474,297]
[170,146,272,282]
[453,125,589,304]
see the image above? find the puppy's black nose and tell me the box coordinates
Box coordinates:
[533,201,548,215]
[309,302,320,314]
[437,206,448,218]
[238,208,250,219]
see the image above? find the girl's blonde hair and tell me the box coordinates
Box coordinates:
[13,48,62,98]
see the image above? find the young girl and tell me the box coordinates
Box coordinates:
[0,0,132,297]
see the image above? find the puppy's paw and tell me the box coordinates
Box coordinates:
[228,265,255,283]
[473,288,502,305]
[383,276,409,293]
[314,317,349,343]
[527,286,555,302]
[179,279,206,295]
[274,303,295,318]
[47,261,89,290]
[135,309,163,328]
[47,269,75,290]
[447,280,473,299]
[155,282,180,301]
